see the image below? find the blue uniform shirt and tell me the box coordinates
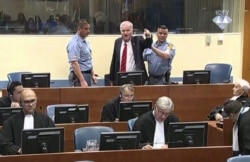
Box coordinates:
[143,41,175,76]
[67,33,93,72]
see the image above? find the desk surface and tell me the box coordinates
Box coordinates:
[58,121,228,152]
[0,146,232,162]
[56,122,128,152]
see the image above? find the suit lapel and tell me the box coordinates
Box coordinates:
[131,36,137,62]
[117,39,123,67]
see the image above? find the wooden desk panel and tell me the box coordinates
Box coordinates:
[169,84,233,121]
[0,146,232,162]
[56,122,128,152]
[60,86,168,122]
[223,119,233,146]
[58,121,225,152]
[33,88,61,112]
[208,121,224,146]
[1,88,61,113]
[1,84,233,122]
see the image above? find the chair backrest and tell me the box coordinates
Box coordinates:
[227,155,250,162]
[127,117,138,131]
[104,74,110,86]
[73,126,114,151]
[7,72,32,82]
[204,63,232,83]
[46,104,76,122]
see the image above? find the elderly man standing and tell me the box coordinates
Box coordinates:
[109,20,152,85]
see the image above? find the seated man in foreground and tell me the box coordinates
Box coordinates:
[133,96,179,149]
[0,89,55,155]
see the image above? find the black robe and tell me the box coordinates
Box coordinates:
[235,109,250,156]
[100,96,121,122]
[207,94,250,120]
[0,96,12,107]
[0,111,55,155]
[133,111,179,147]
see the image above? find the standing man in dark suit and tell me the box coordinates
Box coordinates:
[224,100,250,156]
[109,21,152,85]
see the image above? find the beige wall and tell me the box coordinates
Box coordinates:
[0,33,242,81]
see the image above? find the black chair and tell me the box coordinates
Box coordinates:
[104,74,111,86]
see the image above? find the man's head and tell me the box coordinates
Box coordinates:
[232,79,250,96]
[224,100,242,122]
[119,84,134,102]
[154,96,174,122]
[77,19,90,38]
[120,21,133,42]
[156,25,168,43]
[7,81,23,102]
[20,89,37,115]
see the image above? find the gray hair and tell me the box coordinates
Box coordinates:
[237,79,250,93]
[120,21,133,32]
[155,96,174,112]
[119,84,134,94]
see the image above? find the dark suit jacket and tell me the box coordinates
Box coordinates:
[109,36,152,85]
[207,94,249,120]
[237,109,250,155]
[133,111,179,147]
[0,111,55,155]
[0,96,11,107]
[100,96,120,122]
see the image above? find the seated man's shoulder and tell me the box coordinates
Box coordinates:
[242,97,250,107]
[105,96,120,105]
[136,111,152,122]
[167,113,179,122]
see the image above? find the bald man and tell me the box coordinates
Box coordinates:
[0,89,54,155]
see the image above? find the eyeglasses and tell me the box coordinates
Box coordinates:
[122,94,134,99]
[156,107,171,117]
[23,99,36,105]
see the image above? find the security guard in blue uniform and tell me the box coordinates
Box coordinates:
[67,19,97,87]
[143,25,175,85]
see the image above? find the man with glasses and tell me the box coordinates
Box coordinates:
[0,89,54,155]
[100,84,134,122]
[133,96,179,149]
